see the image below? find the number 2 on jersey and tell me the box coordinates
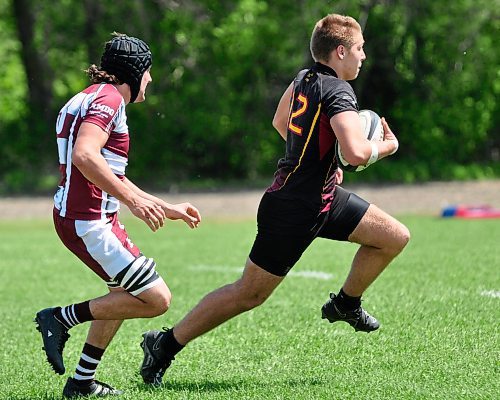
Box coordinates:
[288,93,308,136]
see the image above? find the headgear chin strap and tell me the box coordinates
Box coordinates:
[100,35,152,103]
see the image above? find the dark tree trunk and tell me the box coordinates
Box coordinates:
[83,0,104,65]
[12,0,54,125]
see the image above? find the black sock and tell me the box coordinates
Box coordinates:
[74,342,104,385]
[54,301,94,329]
[336,288,361,310]
[161,328,185,359]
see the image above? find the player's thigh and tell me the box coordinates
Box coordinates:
[249,192,316,276]
[317,186,370,241]
[55,212,166,297]
[135,278,171,304]
[108,274,171,309]
[348,204,410,249]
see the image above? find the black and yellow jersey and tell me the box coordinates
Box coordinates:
[268,62,358,212]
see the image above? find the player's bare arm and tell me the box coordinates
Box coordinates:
[123,178,201,229]
[331,111,398,166]
[272,82,294,140]
[72,122,166,231]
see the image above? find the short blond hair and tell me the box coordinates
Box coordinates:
[310,14,362,62]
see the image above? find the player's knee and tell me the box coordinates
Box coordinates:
[149,288,171,316]
[396,223,411,250]
[388,223,410,255]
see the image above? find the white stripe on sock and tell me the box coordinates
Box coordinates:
[61,307,75,327]
[74,372,95,380]
[81,353,100,364]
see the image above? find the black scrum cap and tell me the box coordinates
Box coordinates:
[100,35,152,103]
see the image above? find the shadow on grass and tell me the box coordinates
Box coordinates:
[136,379,243,393]
[135,376,324,394]
[7,395,62,400]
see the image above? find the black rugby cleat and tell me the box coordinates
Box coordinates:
[321,293,380,332]
[63,377,123,398]
[140,328,174,386]
[34,307,70,374]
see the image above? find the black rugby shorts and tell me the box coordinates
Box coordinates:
[249,187,369,276]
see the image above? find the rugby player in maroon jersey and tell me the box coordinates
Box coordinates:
[34,34,201,398]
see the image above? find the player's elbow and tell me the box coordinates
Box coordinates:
[342,141,373,166]
[72,147,94,169]
[342,150,366,166]
[272,116,280,130]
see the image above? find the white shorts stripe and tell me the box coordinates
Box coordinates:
[122,258,154,289]
[129,276,164,296]
[133,265,156,288]
[75,219,136,279]
[121,256,146,282]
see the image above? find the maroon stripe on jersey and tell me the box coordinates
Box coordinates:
[104,133,129,158]
[56,83,128,220]
[82,84,100,94]
[65,167,104,220]
[58,165,67,187]
[319,113,335,160]
[53,209,110,281]
[84,85,122,134]
[57,113,76,139]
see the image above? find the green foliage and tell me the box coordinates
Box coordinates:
[0,0,499,193]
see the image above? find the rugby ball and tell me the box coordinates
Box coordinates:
[335,109,384,172]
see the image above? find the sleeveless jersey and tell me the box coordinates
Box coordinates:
[268,62,359,212]
[54,83,129,220]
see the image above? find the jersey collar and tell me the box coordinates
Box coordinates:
[314,62,338,78]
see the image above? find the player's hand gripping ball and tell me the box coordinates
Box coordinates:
[335,109,384,172]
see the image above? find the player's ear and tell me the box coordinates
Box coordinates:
[336,45,345,60]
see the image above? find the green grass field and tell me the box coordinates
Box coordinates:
[0,214,498,399]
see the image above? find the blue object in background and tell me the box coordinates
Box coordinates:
[441,206,457,217]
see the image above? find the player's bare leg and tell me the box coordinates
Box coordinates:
[345,204,410,295]
[84,287,125,349]
[140,259,284,385]
[89,280,172,320]
[35,280,171,378]
[174,259,283,344]
[62,287,130,398]
[322,204,410,331]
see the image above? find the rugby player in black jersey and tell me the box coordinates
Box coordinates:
[140,13,410,386]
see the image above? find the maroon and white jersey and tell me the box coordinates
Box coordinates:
[54,83,129,220]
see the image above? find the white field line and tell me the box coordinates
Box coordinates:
[189,265,333,280]
[480,290,500,298]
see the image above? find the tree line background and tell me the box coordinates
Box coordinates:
[0,0,498,194]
